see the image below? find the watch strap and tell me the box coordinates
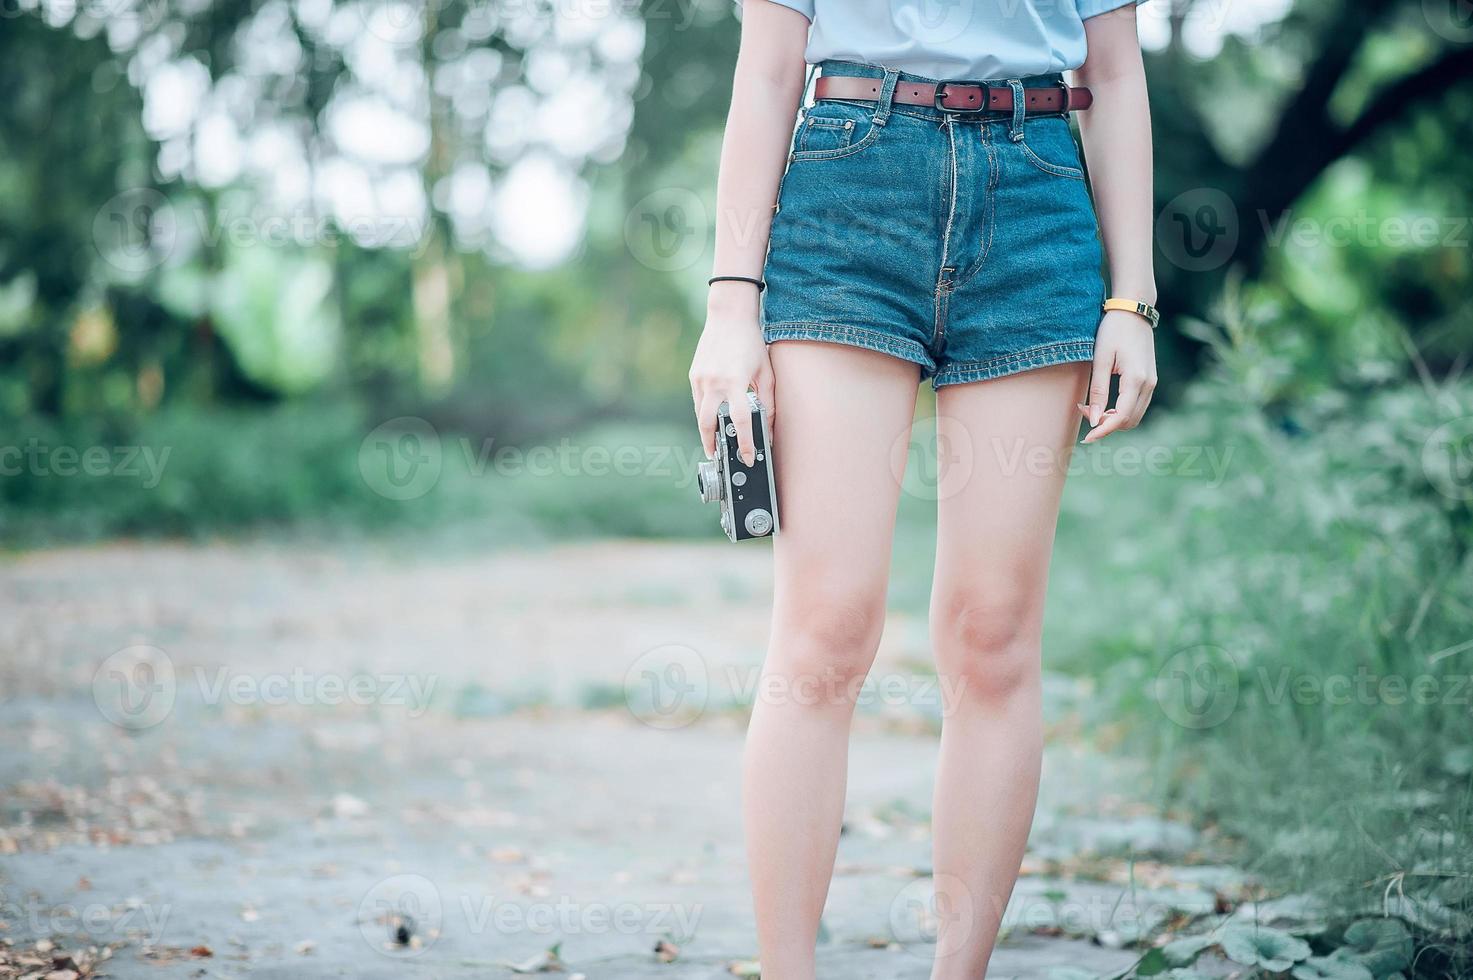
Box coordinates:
[1103,298,1161,329]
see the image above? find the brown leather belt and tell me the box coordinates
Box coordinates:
[813,76,1093,114]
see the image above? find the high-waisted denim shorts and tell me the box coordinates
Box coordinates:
[762,61,1106,387]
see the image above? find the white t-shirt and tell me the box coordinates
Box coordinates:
[755,0,1139,80]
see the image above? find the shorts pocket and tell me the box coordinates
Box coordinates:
[791,100,883,162]
[1019,116,1086,180]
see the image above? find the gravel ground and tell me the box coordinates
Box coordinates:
[0,541,1235,978]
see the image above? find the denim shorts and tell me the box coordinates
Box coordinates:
[761,61,1106,387]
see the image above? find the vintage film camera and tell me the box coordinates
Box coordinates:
[696,393,780,542]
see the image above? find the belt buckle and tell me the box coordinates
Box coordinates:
[933,80,992,115]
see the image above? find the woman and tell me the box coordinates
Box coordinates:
[688,1,1157,976]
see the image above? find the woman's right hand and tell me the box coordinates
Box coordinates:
[688,286,774,467]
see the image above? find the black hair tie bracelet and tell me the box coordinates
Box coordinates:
[708,276,766,292]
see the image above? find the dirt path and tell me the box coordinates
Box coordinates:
[0,541,1233,978]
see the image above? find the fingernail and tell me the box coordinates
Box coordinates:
[1075,402,1090,416]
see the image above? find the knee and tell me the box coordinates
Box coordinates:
[932,590,1041,705]
[769,586,887,698]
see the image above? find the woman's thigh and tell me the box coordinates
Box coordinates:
[931,362,1089,617]
[769,341,921,611]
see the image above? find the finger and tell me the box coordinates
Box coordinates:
[755,364,777,430]
[1082,407,1128,444]
[696,392,719,459]
[728,391,756,466]
[1114,375,1145,430]
[1129,380,1156,430]
[1086,354,1113,428]
[1109,376,1145,433]
[1083,375,1142,444]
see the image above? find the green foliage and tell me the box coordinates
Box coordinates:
[1039,301,1473,959]
[1340,919,1414,979]
[1292,953,1376,980]
[1221,925,1313,972]
[1162,934,1216,967]
[0,403,470,544]
[0,409,713,548]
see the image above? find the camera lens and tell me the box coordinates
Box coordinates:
[696,460,723,503]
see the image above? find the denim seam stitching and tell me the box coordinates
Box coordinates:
[789,121,882,161]
[797,118,854,155]
[763,322,933,366]
[765,324,925,359]
[1019,139,1085,180]
[956,125,999,289]
[933,116,960,351]
[933,340,1095,385]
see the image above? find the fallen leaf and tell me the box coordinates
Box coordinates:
[503,944,565,973]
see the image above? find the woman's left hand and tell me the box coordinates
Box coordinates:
[1080,310,1157,443]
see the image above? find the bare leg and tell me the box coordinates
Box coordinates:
[926,363,1089,979]
[743,341,920,980]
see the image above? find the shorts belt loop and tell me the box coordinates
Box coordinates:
[1007,79,1026,142]
[874,68,901,127]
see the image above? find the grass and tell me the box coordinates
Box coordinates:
[1034,341,1473,966]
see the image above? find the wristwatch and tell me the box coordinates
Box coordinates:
[1102,298,1161,329]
